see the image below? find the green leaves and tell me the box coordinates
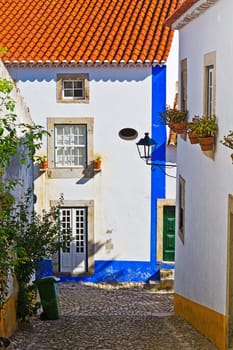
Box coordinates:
[0,76,51,313]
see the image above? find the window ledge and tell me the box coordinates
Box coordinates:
[47,166,94,179]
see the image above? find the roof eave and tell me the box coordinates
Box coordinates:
[165,0,219,29]
[3,59,166,68]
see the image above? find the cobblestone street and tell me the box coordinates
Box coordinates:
[10,283,217,350]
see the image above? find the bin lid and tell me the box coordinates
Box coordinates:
[34,276,60,285]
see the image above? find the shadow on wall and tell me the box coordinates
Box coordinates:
[36,238,160,283]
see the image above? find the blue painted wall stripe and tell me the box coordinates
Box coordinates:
[150,66,166,263]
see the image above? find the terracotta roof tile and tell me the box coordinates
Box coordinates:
[0,0,181,65]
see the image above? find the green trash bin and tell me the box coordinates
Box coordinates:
[35,276,60,320]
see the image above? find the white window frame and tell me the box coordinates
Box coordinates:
[54,124,87,168]
[57,74,89,103]
[50,199,94,276]
[62,79,84,100]
[204,52,216,116]
[47,117,94,178]
[206,65,214,116]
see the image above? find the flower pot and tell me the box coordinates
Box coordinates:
[94,160,101,170]
[169,122,186,134]
[198,136,215,151]
[40,161,48,169]
[188,132,199,144]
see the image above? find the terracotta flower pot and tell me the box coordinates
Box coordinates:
[198,136,215,151]
[40,161,48,169]
[169,122,186,134]
[94,159,101,170]
[188,132,199,144]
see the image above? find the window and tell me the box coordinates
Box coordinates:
[55,124,87,167]
[180,58,187,111]
[204,52,216,116]
[47,117,94,178]
[63,80,84,99]
[206,65,214,116]
[57,74,89,103]
[178,175,185,244]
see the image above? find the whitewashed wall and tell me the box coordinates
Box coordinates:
[175,0,233,314]
[9,66,154,261]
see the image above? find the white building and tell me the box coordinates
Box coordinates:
[166,0,233,349]
[0,0,180,283]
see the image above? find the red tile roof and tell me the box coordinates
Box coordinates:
[0,0,181,65]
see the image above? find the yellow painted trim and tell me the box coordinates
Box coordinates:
[174,293,226,350]
[0,294,17,337]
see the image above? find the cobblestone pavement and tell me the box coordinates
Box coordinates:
[10,283,217,350]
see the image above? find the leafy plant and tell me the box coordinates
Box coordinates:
[220,130,233,150]
[160,105,188,125]
[192,115,217,138]
[13,191,65,320]
[0,76,54,317]
[34,154,47,164]
[94,154,101,161]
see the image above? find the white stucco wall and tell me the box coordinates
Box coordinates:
[166,30,179,107]
[175,0,233,314]
[9,66,155,261]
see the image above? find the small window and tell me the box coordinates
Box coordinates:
[119,128,138,140]
[178,175,185,244]
[206,65,214,116]
[63,80,84,99]
[57,74,89,103]
[180,58,187,111]
[204,52,216,116]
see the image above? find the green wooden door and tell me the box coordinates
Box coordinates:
[163,206,175,261]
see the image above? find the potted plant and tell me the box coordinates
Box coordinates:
[186,116,200,144]
[220,130,233,162]
[93,154,102,171]
[194,115,217,151]
[160,105,188,134]
[35,155,48,170]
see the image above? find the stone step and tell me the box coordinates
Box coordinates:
[147,268,175,292]
[159,268,175,291]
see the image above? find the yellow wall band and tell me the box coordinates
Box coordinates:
[0,294,17,337]
[174,293,226,350]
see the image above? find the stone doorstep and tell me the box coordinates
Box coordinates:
[160,268,175,279]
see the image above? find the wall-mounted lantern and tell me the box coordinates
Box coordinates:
[137,132,176,168]
[136,132,157,165]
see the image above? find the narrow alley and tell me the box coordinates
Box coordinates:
[11,283,217,350]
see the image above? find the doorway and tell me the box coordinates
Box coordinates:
[163,206,175,261]
[60,207,88,274]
